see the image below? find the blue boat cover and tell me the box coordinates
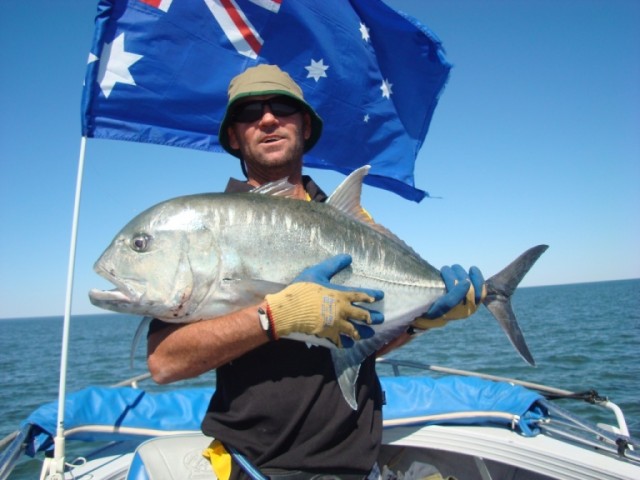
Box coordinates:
[380,376,545,435]
[20,376,545,457]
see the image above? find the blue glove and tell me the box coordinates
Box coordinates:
[411,265,485,331]
[292,254,384,347]
[264,254,384,347]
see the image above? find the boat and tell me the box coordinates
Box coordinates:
[1,357,638,480]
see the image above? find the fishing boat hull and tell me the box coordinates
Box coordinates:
[28,423,638,480]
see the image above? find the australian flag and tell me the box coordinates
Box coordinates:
[82,0,451,201]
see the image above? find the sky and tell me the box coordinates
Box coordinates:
[1,0,639,319]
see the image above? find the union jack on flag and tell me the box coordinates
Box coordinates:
[139,0,173,12]
[82,0,451,201]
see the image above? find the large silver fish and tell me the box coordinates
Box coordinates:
[89,166,547,409]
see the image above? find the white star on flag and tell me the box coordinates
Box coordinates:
[380,78,393,99]
[359,23,370,42]
[363,114,370,123]
[97,33,143,98]
[305,59,329,82]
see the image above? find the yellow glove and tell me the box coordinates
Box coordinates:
[410,265,486,332]
[265,282,377,347]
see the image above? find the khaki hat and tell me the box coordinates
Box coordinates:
[218,64,323,157]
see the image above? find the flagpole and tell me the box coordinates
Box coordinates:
[47,136,88,479]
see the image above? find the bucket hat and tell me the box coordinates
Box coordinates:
[218,64,323,157]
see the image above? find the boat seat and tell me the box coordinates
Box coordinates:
[126,432,216,479]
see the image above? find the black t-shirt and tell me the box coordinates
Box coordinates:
[204,340,382,476]
[150,176,383,477]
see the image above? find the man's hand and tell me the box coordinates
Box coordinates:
[411,265,485,331]
[265,254,383,347]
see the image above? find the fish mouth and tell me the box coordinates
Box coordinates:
[88,287,132,304]
[89,264,142,307]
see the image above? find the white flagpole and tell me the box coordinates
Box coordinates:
[47,136,88,479]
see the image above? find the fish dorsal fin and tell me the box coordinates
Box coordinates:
[251,177,297,197]
[327,166,419,254]
[327,166,375,226]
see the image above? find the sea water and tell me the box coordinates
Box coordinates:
[1,279,639,479]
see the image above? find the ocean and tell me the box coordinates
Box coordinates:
[1,279,639,479]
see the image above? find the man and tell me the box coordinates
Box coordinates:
[147,64,483,480]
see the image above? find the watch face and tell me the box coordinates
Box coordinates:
[258,308,269,331]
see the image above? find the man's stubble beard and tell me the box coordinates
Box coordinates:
[242,133,306,179]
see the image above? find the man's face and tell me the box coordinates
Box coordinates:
[227,95,311,176]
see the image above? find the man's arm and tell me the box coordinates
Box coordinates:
[147,254,383,384]
[147,301,269,384]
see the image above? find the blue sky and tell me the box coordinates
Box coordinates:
[1,0,638,319]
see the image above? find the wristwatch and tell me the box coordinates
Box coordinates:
[258,307,275,341]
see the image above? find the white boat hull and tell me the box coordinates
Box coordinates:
[54,424,640,480]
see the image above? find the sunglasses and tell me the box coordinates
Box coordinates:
[231,96,302,123]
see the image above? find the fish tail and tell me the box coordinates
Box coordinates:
[482,245,549,366]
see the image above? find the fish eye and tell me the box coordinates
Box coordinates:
[131,234,151,252]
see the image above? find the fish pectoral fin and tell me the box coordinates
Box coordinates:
[251,178,297,197]
[221,278,287,303]
[243,278,287,295]
[331,348,366,410]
